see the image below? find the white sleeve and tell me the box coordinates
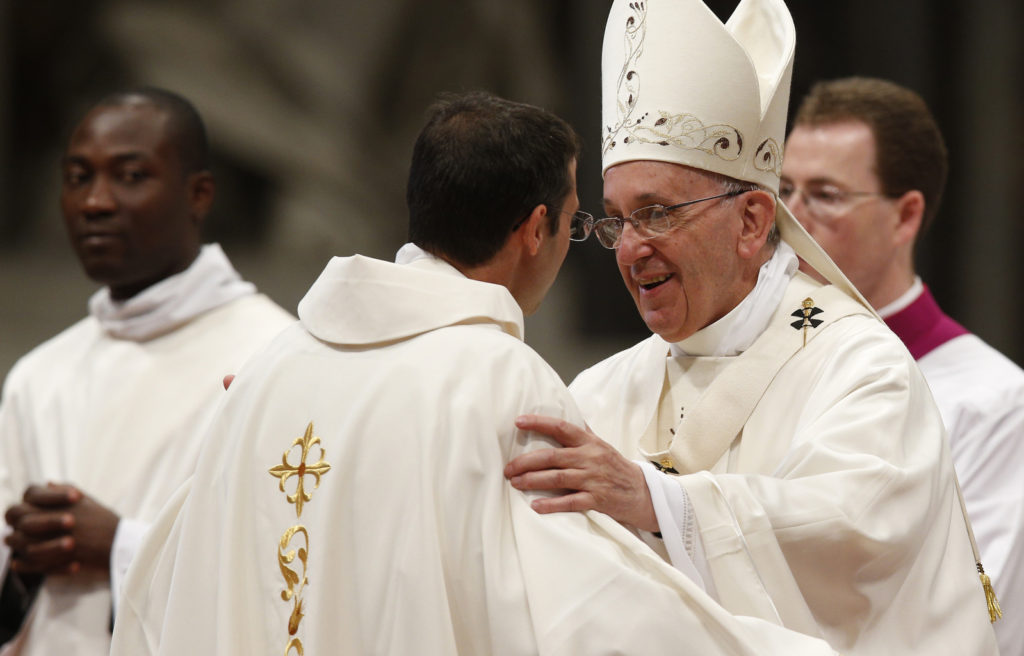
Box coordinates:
[109,518,150,617]
[1,525,10,580]
[638,460,718,600]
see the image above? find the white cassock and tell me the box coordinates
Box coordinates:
[880,278,1024,656]
[0,245,294,656]
[110,244,840,656]
[571,241,999,655]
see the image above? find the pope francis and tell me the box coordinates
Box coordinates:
[505,0,1000,654]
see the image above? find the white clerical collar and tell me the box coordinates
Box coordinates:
[670,240,798,357]
[876,277,923,319]
[395,242,471,277]
[88,243,256,341]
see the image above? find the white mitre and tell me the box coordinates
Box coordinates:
[602,0,792,191]
[601,0,873,311]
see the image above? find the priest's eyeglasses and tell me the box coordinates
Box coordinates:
[512,209,595,238]
[572,189,748,250]
[568,210,595,242]
[779,180,894,218]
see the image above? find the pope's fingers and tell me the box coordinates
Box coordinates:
[504,447,561,479]
[515,414,592,448]
[508,467,583,493]
[529,491,596,515]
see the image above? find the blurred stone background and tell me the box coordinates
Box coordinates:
[0,0,1021,384]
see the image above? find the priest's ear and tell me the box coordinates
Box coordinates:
[736,189,776,259]
[186,171,216,227]
[893,189,925,246]
[515,204,552,257]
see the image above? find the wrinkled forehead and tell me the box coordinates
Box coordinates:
[603,160,721,206]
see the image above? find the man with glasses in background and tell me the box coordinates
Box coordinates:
[781,76,1022,656]
[505,1,998,654]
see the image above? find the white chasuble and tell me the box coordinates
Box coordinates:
[110,249,839,655]
[0,246,294,656]
[572,271,999,655]
[879,280,1024,656]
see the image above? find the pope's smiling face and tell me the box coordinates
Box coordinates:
[604,161,754,343]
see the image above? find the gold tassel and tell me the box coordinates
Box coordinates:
[978,563,1002,623]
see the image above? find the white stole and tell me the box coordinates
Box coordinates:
[88,243,255,341]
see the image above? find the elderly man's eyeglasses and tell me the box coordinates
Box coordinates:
[570,189,748,250]
[779,181,894,219]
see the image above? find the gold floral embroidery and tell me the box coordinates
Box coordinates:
[270,422,330,654]
[269,422,332,518]
[625,111,743,160]
[604,0,795,177]
[603,1,648,154]
[754,138,783,176]
[278,526,309,635]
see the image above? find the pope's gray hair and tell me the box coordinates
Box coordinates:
[698,170,780,245]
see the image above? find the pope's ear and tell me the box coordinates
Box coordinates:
[737,190,775,259]
[516,204,550,257]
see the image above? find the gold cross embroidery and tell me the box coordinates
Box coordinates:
[269,422,331,518]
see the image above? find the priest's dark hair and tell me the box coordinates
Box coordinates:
[407,90,581,267]
[93,87,211,176]
[792,77,948,236]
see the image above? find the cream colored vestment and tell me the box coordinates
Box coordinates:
[571,269,999,655]
[0,246,293,656]
[110,249,839,655]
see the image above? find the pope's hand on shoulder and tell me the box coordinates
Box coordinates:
[504,414,658,532]
[3,483,119,576]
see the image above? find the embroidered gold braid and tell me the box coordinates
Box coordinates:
[979,562,1003,622]
[270,422,331,655]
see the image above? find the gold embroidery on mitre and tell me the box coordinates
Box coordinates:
[269,422,332,518]
[753,138,782,176]
[603,1,648,154]
[270,422,330,655]
[602,1,746,165]
[624,112,743,161]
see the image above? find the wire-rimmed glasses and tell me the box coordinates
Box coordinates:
[576,189,748,249]
[569,210,595,241]
[778,180,893,220]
